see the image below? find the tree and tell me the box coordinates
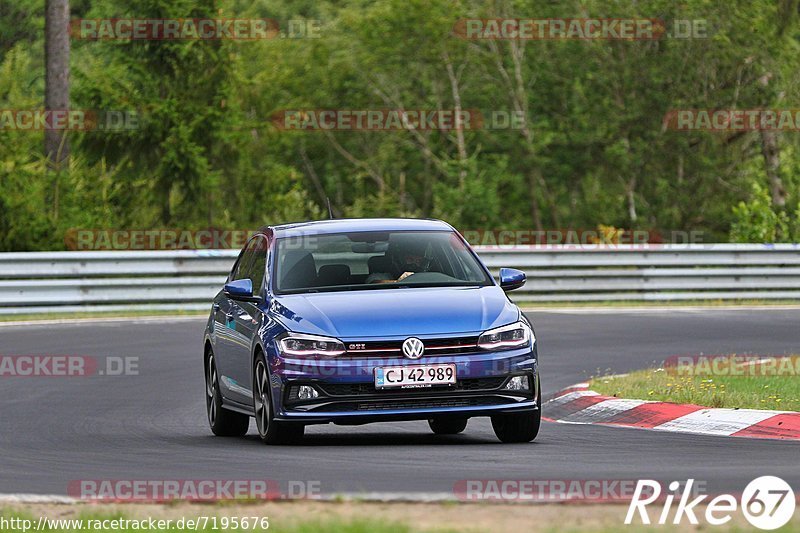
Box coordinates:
[44,0,70,167]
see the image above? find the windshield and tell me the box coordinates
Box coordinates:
[273,230,492,294]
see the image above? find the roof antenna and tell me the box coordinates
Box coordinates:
[326,197,335,219]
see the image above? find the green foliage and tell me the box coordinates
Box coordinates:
[2,0,800,249]
[730,182,791,242]
[0,0,42,57]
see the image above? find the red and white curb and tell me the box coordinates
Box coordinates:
[543,383,800,441]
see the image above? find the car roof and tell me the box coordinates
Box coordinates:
[262,218,454,238]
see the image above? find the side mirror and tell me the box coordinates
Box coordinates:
[223,279,261,302]
[499,268,526,292]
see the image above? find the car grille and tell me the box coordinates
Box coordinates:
[343,336,481,357]
[317,377,506,397]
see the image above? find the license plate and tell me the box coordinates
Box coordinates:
[374,364,457,389]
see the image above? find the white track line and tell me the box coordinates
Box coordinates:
[0,494,77,504]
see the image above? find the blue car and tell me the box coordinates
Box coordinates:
[203,218,540,444]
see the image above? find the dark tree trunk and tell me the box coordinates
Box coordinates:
[760,129,786,208]
[45,0,70,168]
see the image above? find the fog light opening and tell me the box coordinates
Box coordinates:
[504,375,530,391]
[298,385,319,400]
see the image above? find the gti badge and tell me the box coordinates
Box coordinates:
[402,337,425,359]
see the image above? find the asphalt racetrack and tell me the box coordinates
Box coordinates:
[1,309,798,497]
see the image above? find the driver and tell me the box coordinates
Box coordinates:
[366,238,431,284]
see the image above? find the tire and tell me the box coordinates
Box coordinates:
[491,377,541,443]
[205,351,249,437]
[253,351,304,444]
[428,417,468,435]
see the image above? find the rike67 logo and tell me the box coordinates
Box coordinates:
[626,477,795,530]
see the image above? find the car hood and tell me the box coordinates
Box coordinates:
[271,286,519,339]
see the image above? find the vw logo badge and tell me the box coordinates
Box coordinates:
[402,337,425,359]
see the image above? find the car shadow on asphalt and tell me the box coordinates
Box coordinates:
[229,431,541,447]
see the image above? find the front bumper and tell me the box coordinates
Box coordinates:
[271,345,538,425]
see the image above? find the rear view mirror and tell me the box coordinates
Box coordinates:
[224,279,260,302]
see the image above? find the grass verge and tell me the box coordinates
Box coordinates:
[591,356,800,411]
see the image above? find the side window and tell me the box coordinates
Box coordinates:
[246,236,268,294]
[231,245,254,282]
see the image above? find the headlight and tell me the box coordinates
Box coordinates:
[478,321,533,351]
[279,333,346,357]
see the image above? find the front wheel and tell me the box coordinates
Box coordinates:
[253,352,304,444]
[491,378,541,443]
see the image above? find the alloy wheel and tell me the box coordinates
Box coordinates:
[206,355,217,427]
[254,361,270,437]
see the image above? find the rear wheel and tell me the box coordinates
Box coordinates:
[205,351,249,437]
[491,378,541,443]
[254,352,304,444]
[428,417,468,435]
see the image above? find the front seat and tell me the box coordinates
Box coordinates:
[317,264,351,286]
[368,255,392,275]
[280,251,317,290]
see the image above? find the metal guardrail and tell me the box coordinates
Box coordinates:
[1,245,799,314]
